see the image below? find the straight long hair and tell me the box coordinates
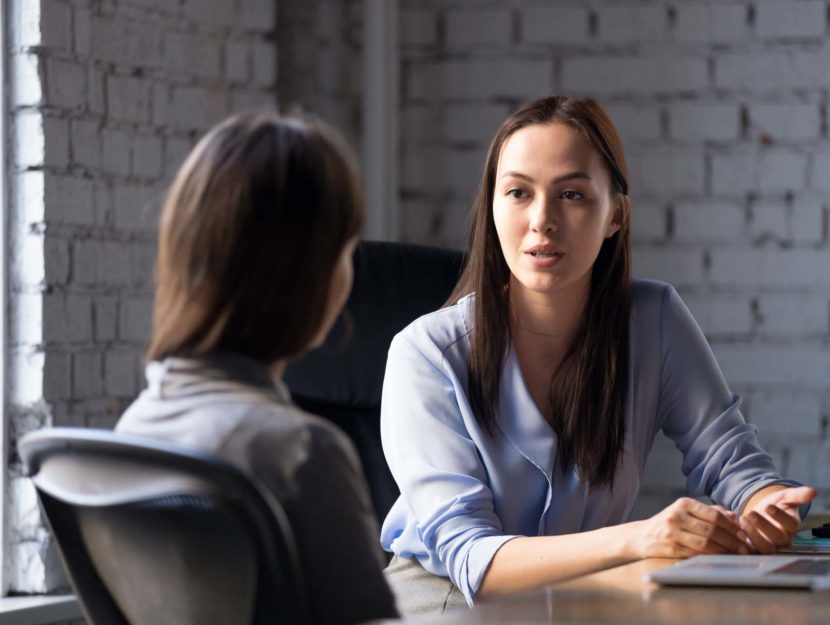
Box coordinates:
[148,113,364,364]
[447,96,632,489]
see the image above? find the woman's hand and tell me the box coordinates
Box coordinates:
[630,497,749,559]
[739,486,816,554]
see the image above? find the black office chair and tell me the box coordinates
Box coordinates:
[284,241,464,526]
[19,427,311,625]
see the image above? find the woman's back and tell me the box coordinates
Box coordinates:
[117,352,397,625]
[117,112,398,624]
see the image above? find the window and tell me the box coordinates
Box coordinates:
[0,0,8,595]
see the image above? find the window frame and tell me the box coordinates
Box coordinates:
[0,0,8,597]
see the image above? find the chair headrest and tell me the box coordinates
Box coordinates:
[284,241,464,407]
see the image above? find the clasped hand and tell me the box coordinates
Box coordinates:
[633,487,816,559]
[739,486,816,554]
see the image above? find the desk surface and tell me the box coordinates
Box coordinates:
[376,514,830,624]
[468,558,830,624]
[384,558,830,624]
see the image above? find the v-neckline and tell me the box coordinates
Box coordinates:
[495,344,558,477]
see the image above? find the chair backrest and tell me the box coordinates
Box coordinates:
[284,241,464,525]
[20,428,311,625]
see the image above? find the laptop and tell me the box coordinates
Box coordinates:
[646,555,830,590]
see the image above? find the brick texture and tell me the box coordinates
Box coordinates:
[399,0,830,516]
[6,0,277,594]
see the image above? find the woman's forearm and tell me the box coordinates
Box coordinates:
[478,521,642,597]
[478,495,751,598]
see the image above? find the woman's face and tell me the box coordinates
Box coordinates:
[492,122,621,301]
[307,236,359,350]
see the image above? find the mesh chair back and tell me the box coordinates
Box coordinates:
[20,428,311,625]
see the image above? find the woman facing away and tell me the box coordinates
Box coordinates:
[116,113,398,624]
[379,95,816,614]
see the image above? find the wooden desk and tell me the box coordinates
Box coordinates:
[385,558,830,624]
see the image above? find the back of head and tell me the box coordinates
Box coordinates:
[148,112,364,364]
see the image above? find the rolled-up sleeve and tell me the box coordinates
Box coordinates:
[656,285,804,514]
[381,333,518,605]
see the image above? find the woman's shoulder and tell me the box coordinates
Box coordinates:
[629,278,682,345]
[119,373,354,463]
[239,398,353,447]
[221,399,363,479]
[393,293,474,356]
[631,277,675,309]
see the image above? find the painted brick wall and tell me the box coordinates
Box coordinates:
[277,0,363,153]
[6,0,277,593]
[399,0,830,518]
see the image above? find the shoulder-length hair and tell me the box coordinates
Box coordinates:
[147,112,364,364]
[447,95,631,489]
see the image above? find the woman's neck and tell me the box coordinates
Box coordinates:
[269,359,286,379]
[509,275,590,358]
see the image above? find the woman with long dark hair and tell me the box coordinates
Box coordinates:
[116,113,397,624]
[379,96,814,614]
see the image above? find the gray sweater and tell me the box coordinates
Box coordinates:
[116,352,398,625]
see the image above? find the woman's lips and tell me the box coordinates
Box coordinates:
[525,250,564,268]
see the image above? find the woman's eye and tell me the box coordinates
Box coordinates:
[560,190,584,201]
[507,188,527,199]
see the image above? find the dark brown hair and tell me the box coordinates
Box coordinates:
[148,112,364,363]
[447,95,631,488]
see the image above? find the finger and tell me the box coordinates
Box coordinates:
[669,543,699,559]
[740,515,776,555]
[712,505,737,521]
[683,500,740,532]
[676,529,733,556]
[774,486,817,507]
[763,504,800,535]
[685,516,748,554]
[751,510,792,547]
[744,510,795,551]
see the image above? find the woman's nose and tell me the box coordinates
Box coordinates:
[529,196,557,233]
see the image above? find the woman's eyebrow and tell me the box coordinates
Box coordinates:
[500,170,592,184]
[500,170,534,182]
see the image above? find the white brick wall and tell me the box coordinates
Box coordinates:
[6,0,277,594]
[562,55,709,95]
[399,0,830,515]
[673,3,748,44]
[276,0,363,154]
[409,58,554,101]
[597,5,667,44]
[521,6,588,46]
[446,7,511,48]
[670,103,741,142]
[754,0,827,40]
[750,103,821,141]
[605,104,662,144]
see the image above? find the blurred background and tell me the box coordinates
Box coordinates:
[4,0,829,594]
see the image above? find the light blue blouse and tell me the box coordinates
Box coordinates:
[379,279,802,605]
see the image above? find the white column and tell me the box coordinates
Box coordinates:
[0,0,9,596]
[362,0,399,241]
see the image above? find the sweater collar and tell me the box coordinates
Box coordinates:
[145,351,291,404]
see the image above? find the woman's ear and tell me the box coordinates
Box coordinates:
[605,194,630,238]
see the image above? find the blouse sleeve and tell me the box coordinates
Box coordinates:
[656,285,804,514]
[381,332,518,605]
